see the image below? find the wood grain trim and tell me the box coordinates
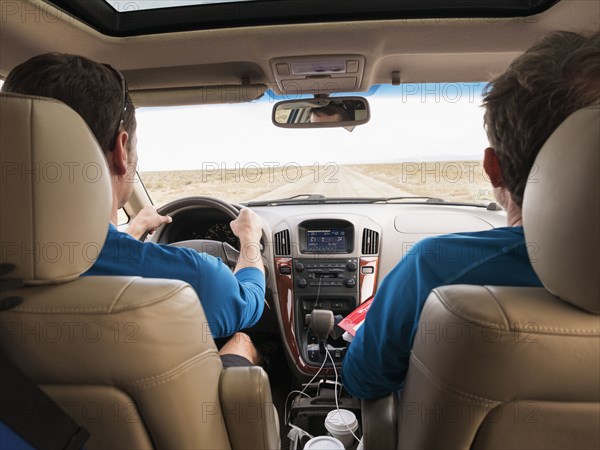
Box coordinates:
[359,256,379,303]
[274,257,333,375]
[275,256,379,375]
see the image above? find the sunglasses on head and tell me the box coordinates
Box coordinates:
[103,63,129,149]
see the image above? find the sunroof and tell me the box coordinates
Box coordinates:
[107,0,251,13]
[47,0,561,37]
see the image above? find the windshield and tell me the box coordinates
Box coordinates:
[138,83,494,206]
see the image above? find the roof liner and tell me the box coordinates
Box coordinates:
[46,0,560,37]
[2,0,598,102]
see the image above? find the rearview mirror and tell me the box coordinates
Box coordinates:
[272,97,370,129]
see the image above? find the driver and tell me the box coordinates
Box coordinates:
[1,53,266,368]
[309,103,353,123]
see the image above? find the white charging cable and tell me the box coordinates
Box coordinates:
[325,345,362,445]
[313,276,322,309]
[284,353,328,425]
[287,308,362,447]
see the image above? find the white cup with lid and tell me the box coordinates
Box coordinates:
[303,436,345,450]
[324,409,358,449]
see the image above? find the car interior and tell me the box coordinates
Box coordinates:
[0,0,599,449]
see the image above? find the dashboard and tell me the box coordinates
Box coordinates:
[156,208,239,248]
[174,221,239,248]
[153,201,506,377]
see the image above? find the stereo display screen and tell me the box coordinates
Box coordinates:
[306,229,347,253]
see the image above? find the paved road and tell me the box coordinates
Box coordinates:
[252,165,413,200]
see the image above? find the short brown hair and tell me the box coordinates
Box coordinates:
[311,103,353,121]
[483,31,600,206]
[2,53,136,155]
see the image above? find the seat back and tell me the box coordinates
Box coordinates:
[1,278,232,449]
[0,93,278,449]
[395,105,600,450]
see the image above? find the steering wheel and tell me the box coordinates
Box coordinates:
[140,196,242,270]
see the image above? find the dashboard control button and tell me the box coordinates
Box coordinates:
[296,277,308,288]
[279,265,292,275]
[361,266,374,274]
[344,278,356,288]
[295,262,305,272]
[346,261,358,272]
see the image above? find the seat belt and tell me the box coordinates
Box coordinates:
[0,264,90,450]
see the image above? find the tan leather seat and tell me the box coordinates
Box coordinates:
[0,93,280,450]
[361,105,600,450]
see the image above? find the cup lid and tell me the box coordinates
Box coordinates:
[325,409,358,434]
[303,436,345,450]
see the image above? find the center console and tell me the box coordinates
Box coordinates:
[287,381,362,449]
[273,216,381,375]
[294,256,358,365]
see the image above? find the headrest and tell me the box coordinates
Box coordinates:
[523,104,600,314]
[0,93,112,285]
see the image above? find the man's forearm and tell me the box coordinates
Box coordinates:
[234,238,264,274]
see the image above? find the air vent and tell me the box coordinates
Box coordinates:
[274,229,291,256]
[362,229,379,255]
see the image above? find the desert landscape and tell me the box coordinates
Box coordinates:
[141,160,494,207]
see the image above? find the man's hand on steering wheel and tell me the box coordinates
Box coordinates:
[137,196,267,276]
[126,205,172,240]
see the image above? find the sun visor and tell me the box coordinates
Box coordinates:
[130,85,268,107]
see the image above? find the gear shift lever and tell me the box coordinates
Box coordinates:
[306,309,335,340]
[306,309,334,354]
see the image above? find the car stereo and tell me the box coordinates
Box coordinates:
[306,229,347,253]
[298,219,354,254]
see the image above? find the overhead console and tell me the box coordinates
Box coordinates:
[270,55,366,95]
[272,215,381,376]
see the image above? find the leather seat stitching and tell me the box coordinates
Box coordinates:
[29,100,36,281]
[111,284,192,311]
[109,277,140,312]
[410,353,501,408]
[126,350,219,390]
[482,286,511,328]
[9,283,191,314]
[258,370,268,448]
[434,291,599,335]
[434,290,510,331]
[511,327,600,335]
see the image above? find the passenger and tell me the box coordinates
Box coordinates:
[1,53,266,368]
[342,31,600,399]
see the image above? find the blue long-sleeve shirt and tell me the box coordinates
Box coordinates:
[342,226,542,399]
[84,224,265,338]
